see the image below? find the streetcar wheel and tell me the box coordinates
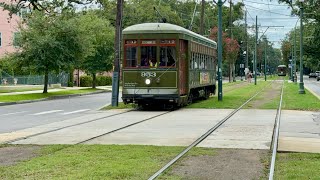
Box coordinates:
[187,93,193,105]
[204,90,211,100]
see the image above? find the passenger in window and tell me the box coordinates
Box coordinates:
[149,58,157,68]
[141,57,149,67]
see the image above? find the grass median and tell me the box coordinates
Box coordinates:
[187,81,269,109]
[0,88,105,102]
[275,152,320,179]
[0,145,214,179]
[0,86,44,93]
[282,82,320,111]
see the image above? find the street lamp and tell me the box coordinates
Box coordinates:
[293,18,299,83]
[213,0,227,101]
[299,0,305,94]
[263,37,267,81]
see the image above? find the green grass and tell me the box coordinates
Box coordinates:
[187,81,269,109]
[0,88,103,102]
[0,145,215,179]
[275,152,320,179]
[282,82,320,111]
[0,87,44,93]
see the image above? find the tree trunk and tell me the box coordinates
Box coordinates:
[233,63,236,82]
[229,62,232,82]
[68,69,74,87]
[92,73,96,89]
[43,70,49,93]
[200,0,205,35]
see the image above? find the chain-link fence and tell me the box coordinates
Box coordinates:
[0,71,69,86]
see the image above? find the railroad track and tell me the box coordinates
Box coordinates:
[4,108,175,145]
[148,80,284,180]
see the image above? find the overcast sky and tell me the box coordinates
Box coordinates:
[228,0,298,48]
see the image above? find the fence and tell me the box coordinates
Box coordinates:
[0,71,69,86]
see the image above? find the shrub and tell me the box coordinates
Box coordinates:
[80,76,93,87]
[97,76,112,86]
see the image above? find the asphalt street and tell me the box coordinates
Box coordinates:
[0,92,115,133]
[304,75,320,98]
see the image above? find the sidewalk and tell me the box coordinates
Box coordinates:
[0,86,113,96]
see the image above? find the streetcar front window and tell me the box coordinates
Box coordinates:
[141,46,157,68]
[160,46,176,67]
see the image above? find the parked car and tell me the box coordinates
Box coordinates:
[317,74,320,81]
[309,72,318,78]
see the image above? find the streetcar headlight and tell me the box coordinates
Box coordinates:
[145,78,151,85]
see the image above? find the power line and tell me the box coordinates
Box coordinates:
[245,5,293,17]
[241,0,290,7]
[242,0,254,22]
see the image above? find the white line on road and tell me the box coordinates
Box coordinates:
[31,110,64,115]
[61,109,90,115]
[1,111,28,116]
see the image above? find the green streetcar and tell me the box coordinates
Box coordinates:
[122,23,217,108]
[277,65,287,76]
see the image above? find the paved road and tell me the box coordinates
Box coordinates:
[304,75,320,98]
[0,92,116,133]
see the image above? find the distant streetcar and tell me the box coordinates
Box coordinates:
[277,65,287,76]
[121,23,217,108]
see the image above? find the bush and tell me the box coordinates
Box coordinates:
[80,76,93,87]
[97,76,112,86]
[80,75,112,87]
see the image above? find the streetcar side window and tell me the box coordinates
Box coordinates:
[124,40,138,68]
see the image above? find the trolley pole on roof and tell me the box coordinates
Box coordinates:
[111,0,123,106]
[213,0,227,101]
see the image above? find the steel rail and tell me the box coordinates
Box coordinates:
[3,109,137,144]
[268,80,285,180]
[78,110,173,144]
[148,81,274,180]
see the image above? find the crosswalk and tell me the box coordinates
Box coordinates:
[0,109,91,117]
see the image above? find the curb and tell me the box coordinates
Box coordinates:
[0,90,109,107]
[304,86,320,100]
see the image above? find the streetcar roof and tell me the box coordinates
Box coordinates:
[123,23,217,48]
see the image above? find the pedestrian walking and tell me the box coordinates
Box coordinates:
[247,71,252,83]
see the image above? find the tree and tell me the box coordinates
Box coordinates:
[17,11,89,93]
[77,12,114,88]
[209,27,240,81]
[225,37,240,82]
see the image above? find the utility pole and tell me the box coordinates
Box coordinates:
[294,26,297,83]
[200,0,205,35]
[245,10,248,79]
[213,0,227,101]
[299,2,305,94]
[254,15,258,85]
[264,37,267,81]
[229,0,232,38]
[111,0,123,106]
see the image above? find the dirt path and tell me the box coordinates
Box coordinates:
[223,81,249,94]
[167,149,269,180]
[0,145,41,166]
[246,81,282,109]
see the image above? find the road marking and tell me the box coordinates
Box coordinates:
[61,109,90,115]
[31,110,64,115]
[1,111,28,116]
